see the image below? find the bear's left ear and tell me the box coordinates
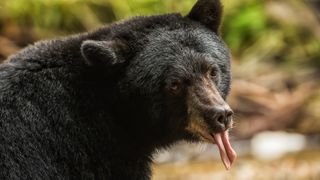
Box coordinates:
[81,40,127,67]
[187,0,223,34]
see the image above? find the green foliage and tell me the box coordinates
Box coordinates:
[222,1,267,53]
[0,0,195,35]
[0,0,319,69]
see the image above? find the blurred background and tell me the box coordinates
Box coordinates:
[0,0,319,179]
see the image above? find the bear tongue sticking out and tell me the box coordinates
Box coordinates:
[212,131,237,170]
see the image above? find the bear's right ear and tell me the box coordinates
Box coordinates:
[81,40,126,67]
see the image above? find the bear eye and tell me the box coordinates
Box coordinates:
[168,80,181,94]
[209,68,217,78]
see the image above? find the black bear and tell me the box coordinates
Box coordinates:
[0,0,236,179]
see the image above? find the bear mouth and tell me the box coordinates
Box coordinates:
[196,130,237,170]
[185,117,237,170]
[211,131,237,170]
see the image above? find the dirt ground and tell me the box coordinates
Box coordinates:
[152,150,320,180]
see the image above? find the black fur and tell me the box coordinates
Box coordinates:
[188,0,223,33]
[0,0,231,179]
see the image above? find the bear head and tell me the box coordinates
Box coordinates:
[81,0,236,169]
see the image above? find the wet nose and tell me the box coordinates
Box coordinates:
[215,107,233,128]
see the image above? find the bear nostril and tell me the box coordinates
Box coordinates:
[215,108,233,128]
[217,114,225,124]
[225,110,233,118]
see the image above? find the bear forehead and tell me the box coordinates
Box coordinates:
[130,26,230,71]
[141,26,230,62]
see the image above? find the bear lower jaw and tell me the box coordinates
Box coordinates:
[192,130,237,171]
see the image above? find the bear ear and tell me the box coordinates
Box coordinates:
[81,40,127,67]
[187,0,223,33]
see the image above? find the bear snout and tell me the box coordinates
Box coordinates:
[203,104,234,132]
[186,76,234,137]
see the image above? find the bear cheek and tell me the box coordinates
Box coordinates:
[184,85,213,142]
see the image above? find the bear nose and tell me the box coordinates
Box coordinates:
[215,107,233,129]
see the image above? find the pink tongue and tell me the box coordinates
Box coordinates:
[212,131,237,170]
